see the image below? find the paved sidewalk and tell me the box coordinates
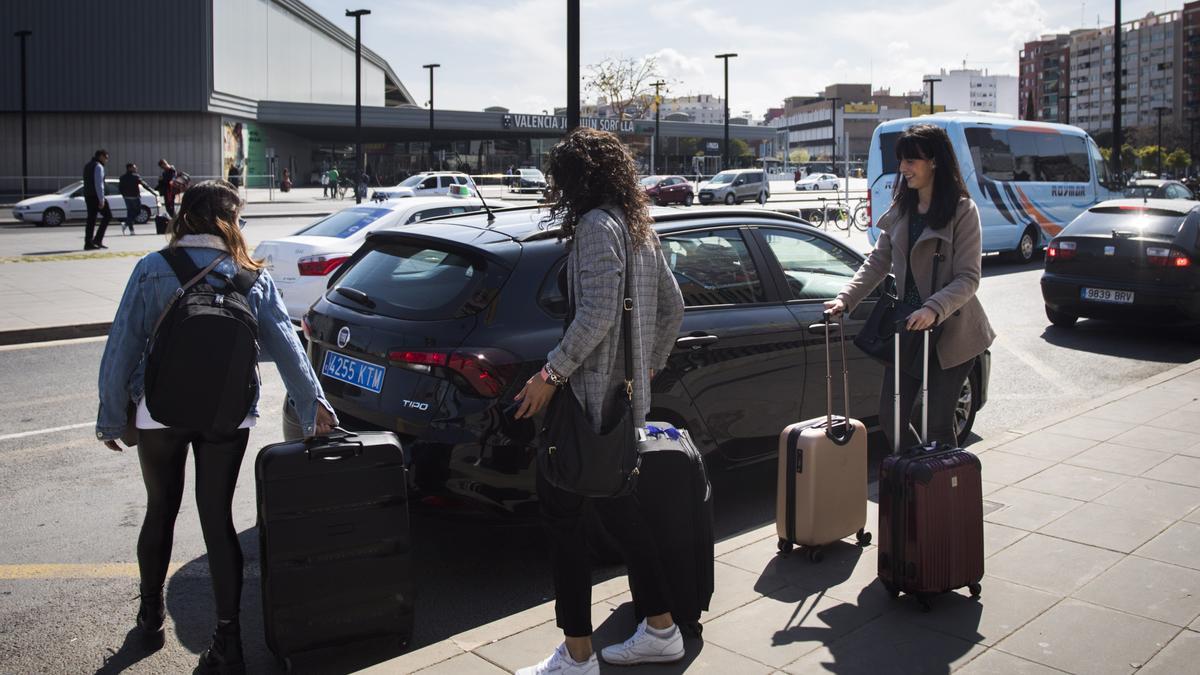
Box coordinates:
[363,360,1200,674]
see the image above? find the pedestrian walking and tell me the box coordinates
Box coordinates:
[83,149,112,250]
[512,127,685,675]
[325,166,339,199]
[157,159,178,218]
[826,123,995,448]
[280,167,292,192]
[94,180,338,674]
[118,163,153,235]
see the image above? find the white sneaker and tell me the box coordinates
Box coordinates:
[515,643,600,675]
[600,619,685,666]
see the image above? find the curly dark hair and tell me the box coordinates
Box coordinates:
[543,127,654,248]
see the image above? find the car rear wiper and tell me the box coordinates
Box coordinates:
[335,286,375,308]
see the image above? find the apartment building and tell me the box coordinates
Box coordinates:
[576,94,727,125]
[767,84,923,161]
[1184,1,1200,126]
[1019,34,1072,122]
[921,68,1019,116]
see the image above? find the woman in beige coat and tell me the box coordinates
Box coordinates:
[827,123,995,447]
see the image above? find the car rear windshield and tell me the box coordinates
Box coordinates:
[1065,209,1188,238]
[1123,186,1157,199]
[297,207,393,239]
[329,242,483,319]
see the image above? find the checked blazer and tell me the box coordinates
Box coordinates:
[546,206,685,432]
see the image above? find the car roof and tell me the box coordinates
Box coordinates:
[375,195,497,212]
[1129,179,1169,187]
[1089,199,1200,215]
[392,204,812,242]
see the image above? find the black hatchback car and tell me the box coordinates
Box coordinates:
[295,206,990,513]
[1042,199,1200,327]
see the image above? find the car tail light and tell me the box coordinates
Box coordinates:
[1146,246,1190,267]
[298,254,350,276]
[866,191,872,225]
[387,348,518,397]
[1047,240,1076,262]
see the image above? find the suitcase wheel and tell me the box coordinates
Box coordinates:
[855,529,872,547]
[805,547,824,564]
[882,581,899,598]
[916,594,933,613]
[968,582,982,598]
[777,538,793,556]
[278,656,293,672]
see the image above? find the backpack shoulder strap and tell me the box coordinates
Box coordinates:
[158,247,202,286]
[231,268,260,296]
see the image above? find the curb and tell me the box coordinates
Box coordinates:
[0,322,111,346]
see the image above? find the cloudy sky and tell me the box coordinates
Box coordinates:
[305,0,1179,117]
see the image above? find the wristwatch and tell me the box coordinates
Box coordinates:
[540,364,567,386]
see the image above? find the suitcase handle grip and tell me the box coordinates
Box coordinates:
[307,444,363,461]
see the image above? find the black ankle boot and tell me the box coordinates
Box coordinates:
[197,619,245,675]
[135,586,165,647]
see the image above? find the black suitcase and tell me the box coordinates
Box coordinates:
[256,430,413,669]
[154,214,170,235]
[633,426,714,636]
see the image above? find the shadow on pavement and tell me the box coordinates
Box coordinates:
[94,627,164,675]
[980,253,1044,278]
[1040,320,1200,362]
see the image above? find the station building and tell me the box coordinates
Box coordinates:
[0,0,773,196]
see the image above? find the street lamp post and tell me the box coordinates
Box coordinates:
[1154,106,1169,177]
[1190,117,1198,177]
[922,77,942,114]
[423,63,440,171]
[567,0,580,130]
[827,97,841,179]
[14,30,31,200]
[1113,0,1123,180]
[345,9,370,204]
[651,80,666,175]
[715,53,737,170]
[1061,93,1076,125]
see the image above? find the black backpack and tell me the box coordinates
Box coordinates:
[144,248,261,432]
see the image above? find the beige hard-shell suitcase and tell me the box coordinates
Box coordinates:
[776,313,871,562]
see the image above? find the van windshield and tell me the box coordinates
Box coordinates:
[709,172,736,184]
[878,132,901,177]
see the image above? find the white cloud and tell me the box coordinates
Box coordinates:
[298,0,1171,117]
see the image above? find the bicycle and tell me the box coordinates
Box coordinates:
[808,196,872,232]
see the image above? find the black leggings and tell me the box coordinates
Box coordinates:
[537,472,671,638]
[136,427,250,620]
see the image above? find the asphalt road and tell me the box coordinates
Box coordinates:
[1,244,1199,674]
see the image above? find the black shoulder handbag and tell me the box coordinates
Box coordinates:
[537,214,641,497]
[853,239,943,377]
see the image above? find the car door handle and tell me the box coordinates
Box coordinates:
[675,335,719,349]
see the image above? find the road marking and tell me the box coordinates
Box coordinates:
[0,335,107,351]
[0,422,92,442]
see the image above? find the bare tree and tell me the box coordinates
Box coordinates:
[585,56,667,121]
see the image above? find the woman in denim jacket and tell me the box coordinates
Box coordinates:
[96,180,336,674]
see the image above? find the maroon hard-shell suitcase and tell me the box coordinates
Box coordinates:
[876,330,984,610]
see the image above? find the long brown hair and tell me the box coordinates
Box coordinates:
[543,127,654,248]
[891,123,970,231]
[168,180,263,270]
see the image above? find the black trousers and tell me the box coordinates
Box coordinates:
[136,427,250,620]
[84,195,111,245]
[163,191,176,218]
[537,472,671,637]
[879,332,975,450]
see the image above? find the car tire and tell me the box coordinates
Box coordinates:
[1007,226,1039,264]
[684,193,694,207]
[41,207,65,227]
[1045,305,1078,328]
[724,193,735,205]
[136,206,151,224]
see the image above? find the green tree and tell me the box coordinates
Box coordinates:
[789,148,810,164]
[1119,144,1138,172]
[1165,148,1191,174]
[1135,145,1162,172]
[1098,147,1112,163]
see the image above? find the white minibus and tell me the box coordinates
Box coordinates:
[867,112,1122,262]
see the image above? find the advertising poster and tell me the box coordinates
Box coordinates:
[221,120,247,187]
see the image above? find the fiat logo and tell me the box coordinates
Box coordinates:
[336,326,351,348]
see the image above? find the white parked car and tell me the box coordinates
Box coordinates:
[254,195,510,322]
[371,172,478,201]
[795,173,840,191]
[11,180,159,227]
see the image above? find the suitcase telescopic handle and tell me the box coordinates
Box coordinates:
[305,427,364,461]
[892,326,932,453]
[807,310,852,443]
